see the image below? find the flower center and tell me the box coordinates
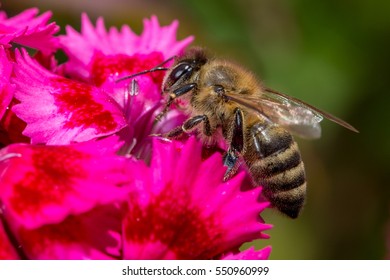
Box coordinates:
[89,51,166,87]
[124,182,224,259]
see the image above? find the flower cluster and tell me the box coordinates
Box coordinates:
[0,8,271,259]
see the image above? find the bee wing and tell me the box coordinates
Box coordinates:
[225,87,358,139]
[259,95,323,139]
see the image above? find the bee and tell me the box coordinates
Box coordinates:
[121,47,358,218]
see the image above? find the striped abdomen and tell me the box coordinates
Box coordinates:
[243,121,306,218]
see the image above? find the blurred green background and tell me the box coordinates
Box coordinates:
[3,0,389,259]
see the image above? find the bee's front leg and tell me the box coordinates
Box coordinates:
[224,108,244,180]
[155,83,197,122]
[163,114,212,139]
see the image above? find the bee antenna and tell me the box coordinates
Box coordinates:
[116,67,169,82]
[115,55,176,83]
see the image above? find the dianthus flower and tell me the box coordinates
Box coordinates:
[0,8,59,53]
[0,8,272,260]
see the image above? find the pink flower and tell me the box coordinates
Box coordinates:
[10,13,192,148]
[58,14,193,156]
[0,8,59,53]
[59,14,193,83]
[11,49,127,145]
[59,14,193,107]
[0,137,130,259]
[123,137,271,260]
[0,9,272,260]
[0,137,270,259]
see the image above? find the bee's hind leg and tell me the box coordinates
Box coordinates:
[223,150,239,181]
[223,108,244,180]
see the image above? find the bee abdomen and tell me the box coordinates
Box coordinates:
[258,143,302,179]
[249,140,307,218]
[266,182,306,219]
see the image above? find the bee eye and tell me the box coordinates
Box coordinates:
[169,63,193,83]
[213,85,225,95]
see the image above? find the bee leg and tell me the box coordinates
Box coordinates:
[230,108,244,152]
[155,83,197,122]
[164,114,212,138]
[224,108,244,180]
[223,150,239,181]
[250,123,266,158]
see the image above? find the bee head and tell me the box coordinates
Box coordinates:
[163,47,208,92]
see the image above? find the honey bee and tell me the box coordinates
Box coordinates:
[121,47,358,218]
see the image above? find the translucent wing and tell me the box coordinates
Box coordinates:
[225,87,358,139]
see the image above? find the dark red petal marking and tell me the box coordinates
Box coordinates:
[124,183,224,259]
[17,204,124,259]
[90,51,165,86]
[51,77,117,132]
[10,146,88,215]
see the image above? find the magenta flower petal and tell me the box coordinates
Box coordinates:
[0,222,20,259]
[0,8,59,53]
[123,137,271,259]
[16,204,124,260]
[0,46,14,120]
[138,16,194,56]
[222,246,272,260]
[11,50,127,144]
[60,14,193,83]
